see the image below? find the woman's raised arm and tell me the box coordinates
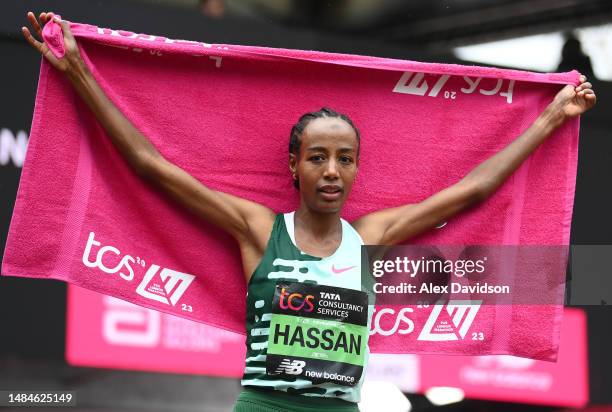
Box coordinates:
[353,76,596,245]
[22,12,275,246]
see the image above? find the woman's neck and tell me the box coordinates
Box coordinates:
[294,206,342,242]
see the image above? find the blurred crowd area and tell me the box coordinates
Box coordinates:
[177,0,610,81]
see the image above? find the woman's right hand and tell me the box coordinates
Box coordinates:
[22,11,83,75]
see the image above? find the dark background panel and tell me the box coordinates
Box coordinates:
[0,39,67,360]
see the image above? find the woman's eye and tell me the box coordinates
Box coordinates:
[309,155,324,162]
[340,156,353,164]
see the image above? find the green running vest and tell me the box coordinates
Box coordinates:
[241,212,373,403]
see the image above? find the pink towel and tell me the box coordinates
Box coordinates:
[2,18,580,361]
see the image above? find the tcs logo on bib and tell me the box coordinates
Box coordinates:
[279,287,314,312]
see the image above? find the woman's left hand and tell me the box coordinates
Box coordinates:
[551,74,596,120]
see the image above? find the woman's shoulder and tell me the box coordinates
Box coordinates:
[343,217,365,246]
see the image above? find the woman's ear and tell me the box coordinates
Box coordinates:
[289,153,297,179]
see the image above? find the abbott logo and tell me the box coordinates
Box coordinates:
[102,296,161,347]
[136,265,195,306]
[270,359,305,375]
[417,299,481,341]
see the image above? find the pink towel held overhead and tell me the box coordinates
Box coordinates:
[2,18,580,361]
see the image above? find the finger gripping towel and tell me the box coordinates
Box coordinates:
[1,18,581,361]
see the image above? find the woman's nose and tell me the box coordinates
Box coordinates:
[324,159,339,178]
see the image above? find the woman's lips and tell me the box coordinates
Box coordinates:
[318,185,342,201]
[320,191,342,201]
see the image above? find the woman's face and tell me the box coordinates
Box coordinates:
[290,117,359,214]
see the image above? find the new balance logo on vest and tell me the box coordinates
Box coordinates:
[270,359,306,376]
[418,300,481,341]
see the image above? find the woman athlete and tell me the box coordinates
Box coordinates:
[23,11,596,412]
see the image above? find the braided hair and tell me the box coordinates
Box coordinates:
[289,107,360,189]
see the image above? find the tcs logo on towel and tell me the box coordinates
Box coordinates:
[393,71,515,104]
[370,301,481,341]
[82,232,195,307]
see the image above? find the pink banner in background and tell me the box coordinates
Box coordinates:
[66,285,245,376]
[67,286,588,408]
[418,308,588,407]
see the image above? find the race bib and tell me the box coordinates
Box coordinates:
[266,282,368,386]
